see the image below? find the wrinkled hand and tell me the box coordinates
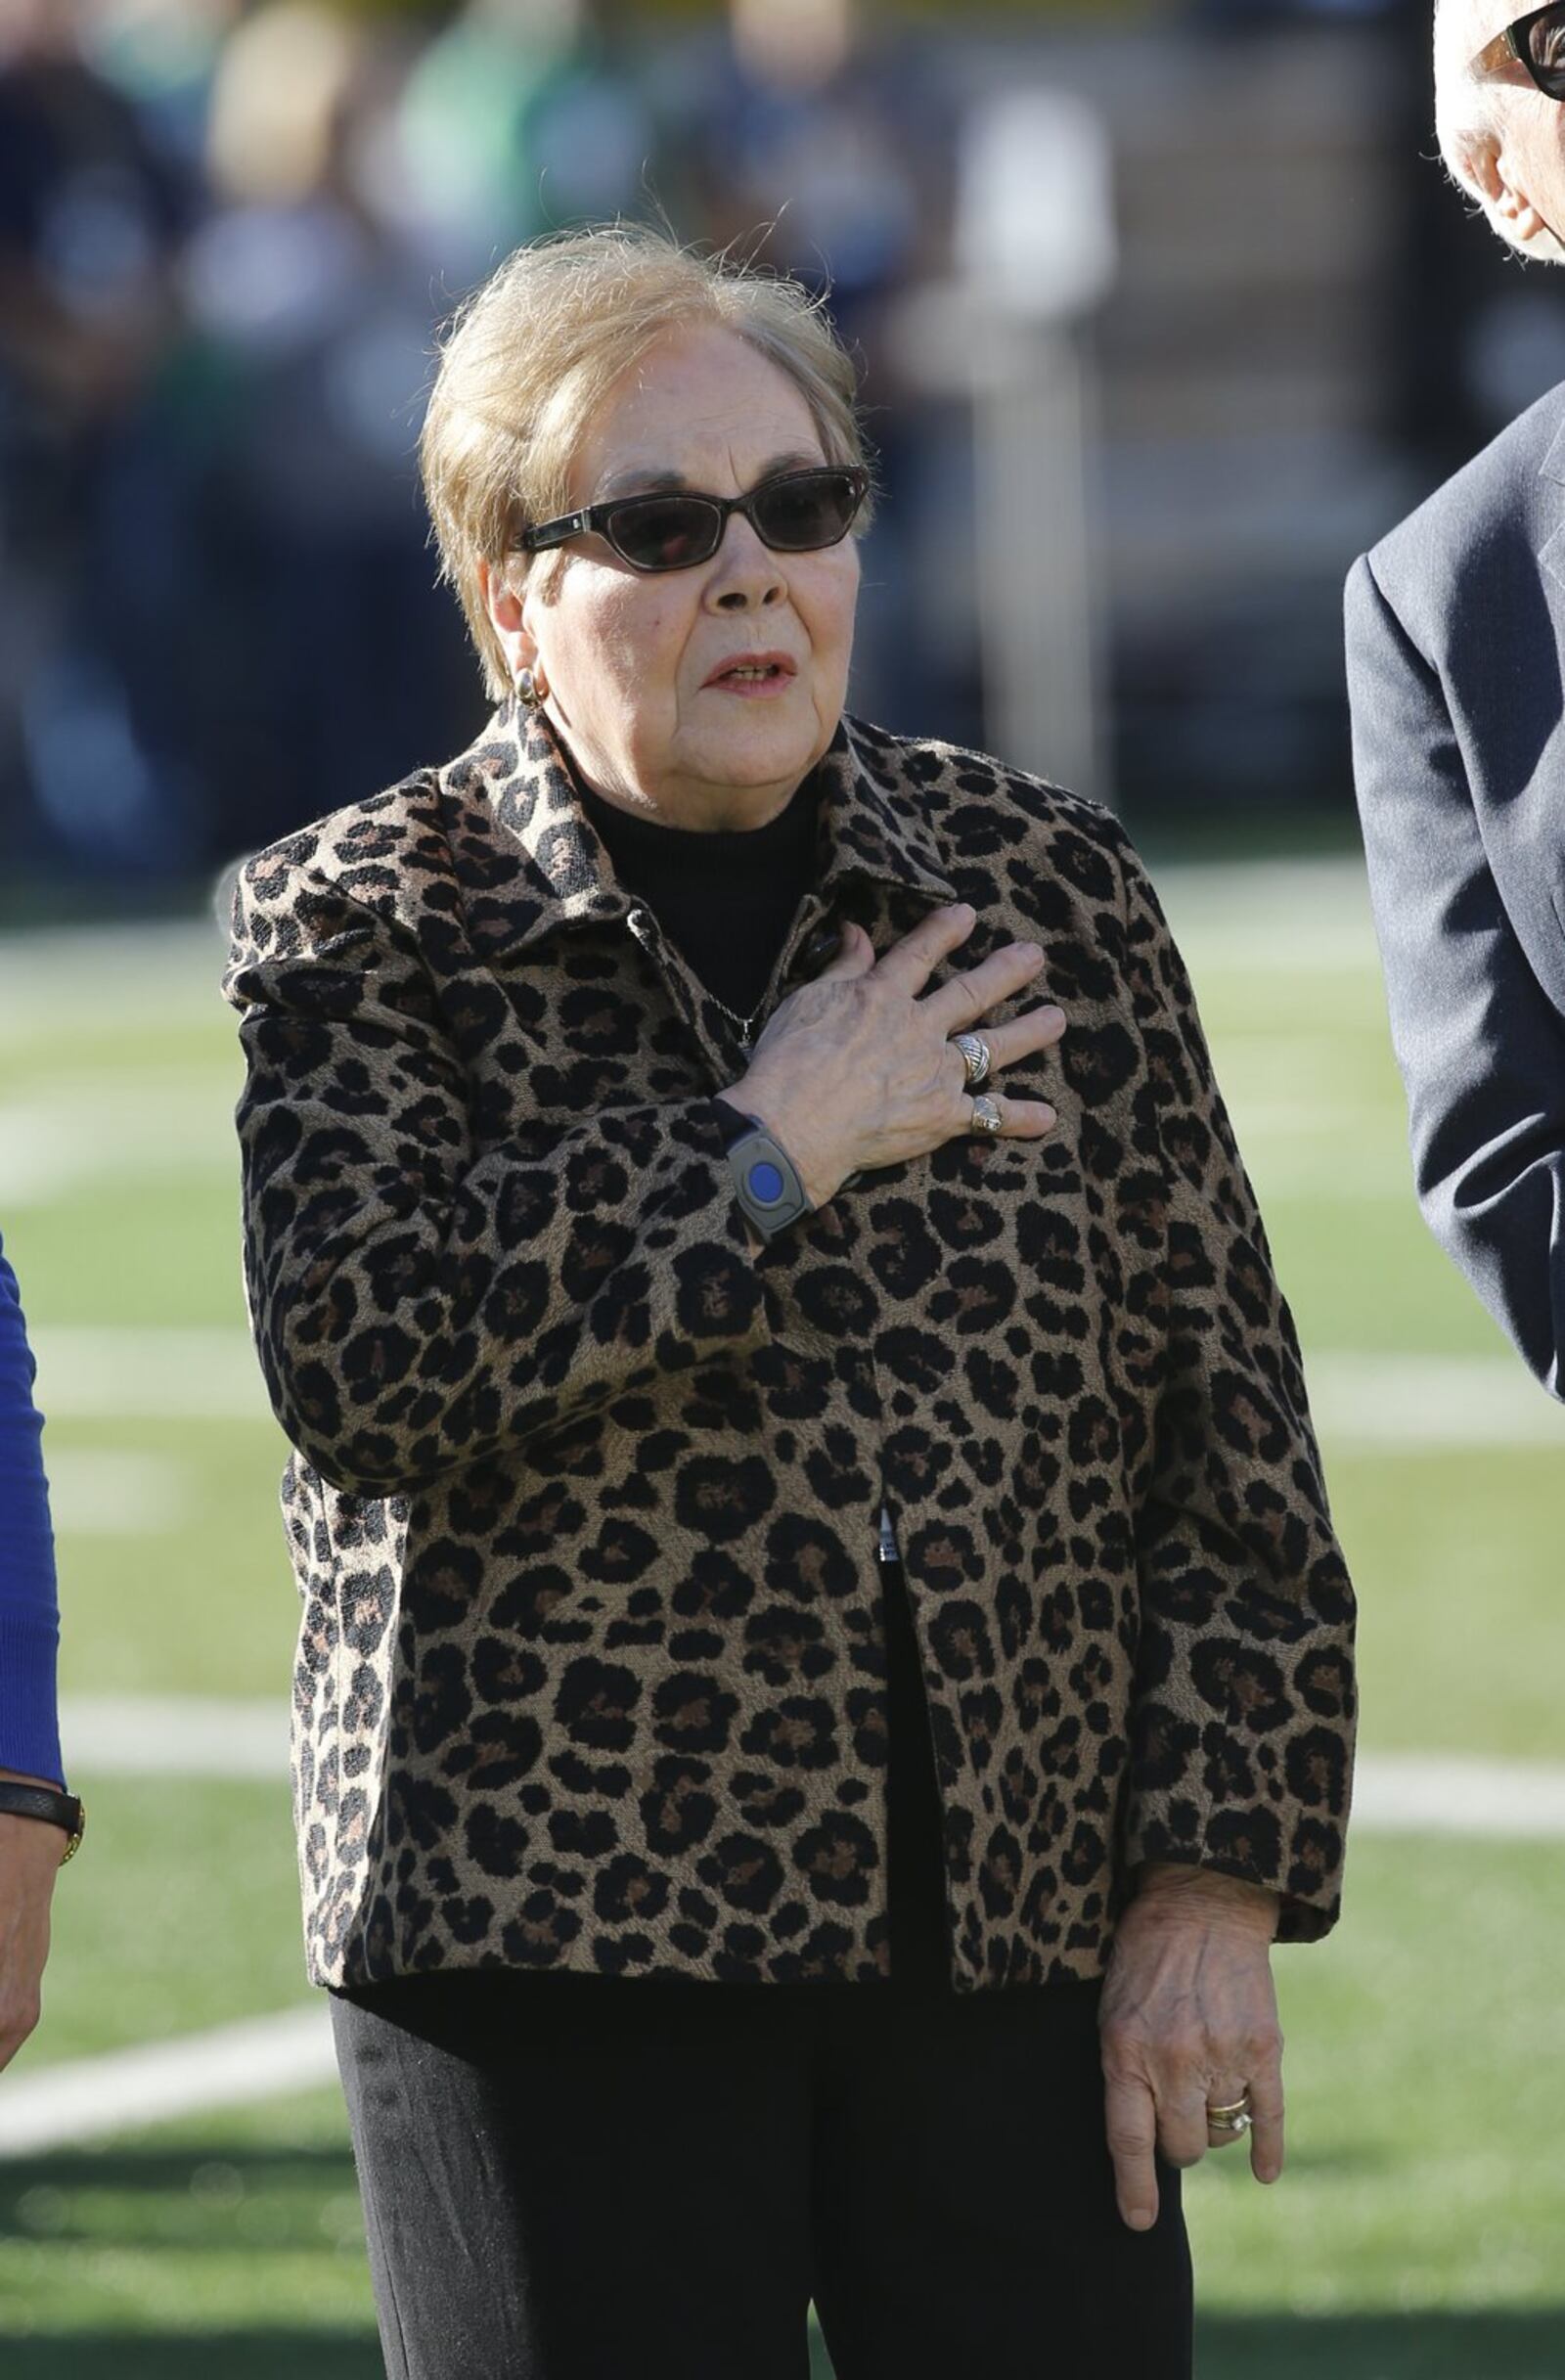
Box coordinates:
[734,906,1063,1209]
[1098,1864,1283,2230]
[0,1773,67,2077]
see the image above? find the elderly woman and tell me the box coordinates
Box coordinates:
[223,224,1356,2380]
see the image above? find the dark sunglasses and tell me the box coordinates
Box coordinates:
[1497,2,1565,96]
[517,464,871,574]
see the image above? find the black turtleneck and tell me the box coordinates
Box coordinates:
[572,759,944,1974]
[572,768,823,1022]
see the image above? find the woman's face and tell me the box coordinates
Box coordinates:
[486,322,862,830]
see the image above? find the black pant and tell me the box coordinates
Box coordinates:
[330,1562,1192,2379]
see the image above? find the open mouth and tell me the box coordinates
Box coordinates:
[705,654,797,690]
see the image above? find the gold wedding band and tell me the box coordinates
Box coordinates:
[1206,2093,1254,2139]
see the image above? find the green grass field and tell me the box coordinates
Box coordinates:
[2,859,1562,2377]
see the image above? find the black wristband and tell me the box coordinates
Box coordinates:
[0,1780,86,1862]
[710,1097,759,1152]
[710,1100,813,1242]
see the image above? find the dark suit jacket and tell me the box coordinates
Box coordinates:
[1346,380,1565,1395]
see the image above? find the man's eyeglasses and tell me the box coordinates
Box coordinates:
[1494,3,1565,98]
[516,464,871,575]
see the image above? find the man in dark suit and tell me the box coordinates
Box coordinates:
[1346,0,1565,1391]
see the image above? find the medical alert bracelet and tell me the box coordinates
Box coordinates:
[710,1098,815,1244]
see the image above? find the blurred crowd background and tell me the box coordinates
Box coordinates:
[10,8,1565,2363]
[0,0,1551,899]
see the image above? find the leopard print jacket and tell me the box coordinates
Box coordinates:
[223,698,1357,1993]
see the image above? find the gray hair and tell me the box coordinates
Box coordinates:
[1434,0,1495,184]
[1432,2,1565,259]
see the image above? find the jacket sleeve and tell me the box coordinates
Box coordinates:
[1346,549,1565,1395]
[0,1230,64,1788]
[222,858,773,1497]
[1104,821,1357,1944]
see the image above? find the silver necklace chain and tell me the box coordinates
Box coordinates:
[627,904,770,1048]
[704,988,770,1050]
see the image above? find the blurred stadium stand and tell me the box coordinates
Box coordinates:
[0,0,1556,898]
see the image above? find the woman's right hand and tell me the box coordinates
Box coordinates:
[729,903,1065,1209]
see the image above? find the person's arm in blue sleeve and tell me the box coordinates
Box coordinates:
[0,1231,63,1784]
[0,1228,67,2074]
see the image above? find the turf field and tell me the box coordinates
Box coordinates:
[1,857,1562,2377]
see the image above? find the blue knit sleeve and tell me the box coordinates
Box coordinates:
[0,1229,64,1787]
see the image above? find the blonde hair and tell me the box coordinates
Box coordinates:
[420,222,875,700]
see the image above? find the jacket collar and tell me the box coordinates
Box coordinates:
[1541,408,1565,488]
[444,696,958,956]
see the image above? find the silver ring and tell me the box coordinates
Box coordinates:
[968,1093,1004,1136]
[952,1031,992,1090]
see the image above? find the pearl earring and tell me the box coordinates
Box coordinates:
[515,665,545,709]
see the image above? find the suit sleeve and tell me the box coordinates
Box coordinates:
[1104,823,1357,1944]
[1346,550,1565,1394]
[222,859,773,1498]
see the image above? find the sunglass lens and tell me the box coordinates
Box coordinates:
[610,496,720,570]
[1524,2,1565,77]
[752,471,862,550]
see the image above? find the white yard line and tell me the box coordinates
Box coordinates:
[1,1743,1560,2161]
[1306,1352,1564,1449]
[45,1449,190,1536]
[57,1699,1565,1838]
[6,1723,1562,2159]
[1157,858,1381,969]
[62,1695,286,1778]
[0,920,222,1016]
[1352,1756,1565,1839]
[31,1327,1560,1448]
[0,2006,335,2159]
[32,1327,269,1422]
[0,1102,236,1207]
[0,863,1377,977]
